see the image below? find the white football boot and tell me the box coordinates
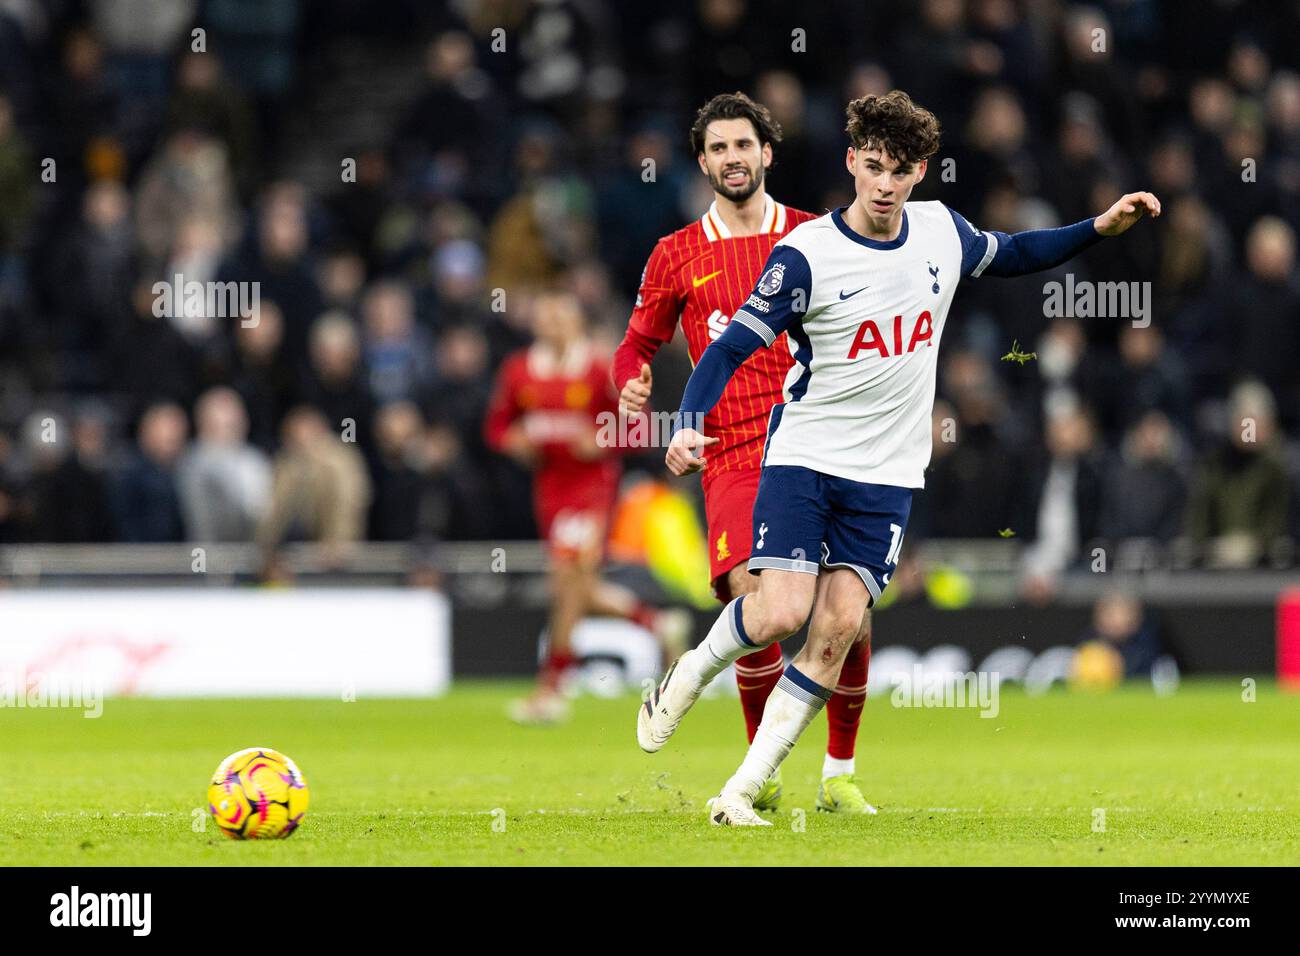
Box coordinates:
[637,654,702,753]
[708,791,773,827]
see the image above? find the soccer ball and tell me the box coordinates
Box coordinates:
[207,747,309,839]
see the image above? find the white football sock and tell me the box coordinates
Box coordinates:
[822,755,855,780]
[721,665,832,800]
[677,596,762,691]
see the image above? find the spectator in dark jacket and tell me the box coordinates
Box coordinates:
[297,310,374,457]
[220,182,324,373]
[19,408,115,543]
[1099,410,1188,542]
[368,400,426,541]
[228,300,297,453]
[919,392,1019,539]
[109,401,188,542]
[1233,217,1300,431]
[1111,324,1193,435]
[1020,400,1110,591]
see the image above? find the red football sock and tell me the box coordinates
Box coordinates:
[629,604,658,633]
[733,641,784,742]
[539,648,577,692]
[826,640,870,759]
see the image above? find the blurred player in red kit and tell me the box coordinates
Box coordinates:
[486,289,688,724]
[612,93,874,813]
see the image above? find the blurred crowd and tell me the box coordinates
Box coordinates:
[0,0,1298,581]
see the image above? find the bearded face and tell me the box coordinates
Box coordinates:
[698,117,772,204]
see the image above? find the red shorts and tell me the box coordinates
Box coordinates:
[702,466,761,601]
[536,475,618,561]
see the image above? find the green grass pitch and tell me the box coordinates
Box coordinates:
[1,680,1297,866]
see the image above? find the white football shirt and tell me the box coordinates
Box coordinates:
[731,200,996,488]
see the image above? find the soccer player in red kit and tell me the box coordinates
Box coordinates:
[612,93,874,813]
[487,289,688,724]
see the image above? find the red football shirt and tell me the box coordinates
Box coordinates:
[485,341,621,525]
[613,195,815,477]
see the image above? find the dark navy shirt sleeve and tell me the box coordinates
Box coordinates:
[674,320,765,435]
[730,244,813,345]
[949,206,1104,278]
[675,243,812,436]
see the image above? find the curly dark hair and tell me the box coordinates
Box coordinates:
[689,92,783,157]
[844,90,941,167]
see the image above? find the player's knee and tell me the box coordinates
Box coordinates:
[745,571,815,642]
[824,608,862,648]
[757,603,809,642]
[741,593,805,645]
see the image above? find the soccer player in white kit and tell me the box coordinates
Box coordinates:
[638,90,1161,825]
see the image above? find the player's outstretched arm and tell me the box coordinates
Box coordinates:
[665,321,764,476]
[953,191,1161,279]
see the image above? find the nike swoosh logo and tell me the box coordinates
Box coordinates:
[693,270,724,288]
[847,700,865,709]
[839,286,868,300]
[737,683,770,691]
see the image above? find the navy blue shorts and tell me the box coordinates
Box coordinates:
[747,464,914,605]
